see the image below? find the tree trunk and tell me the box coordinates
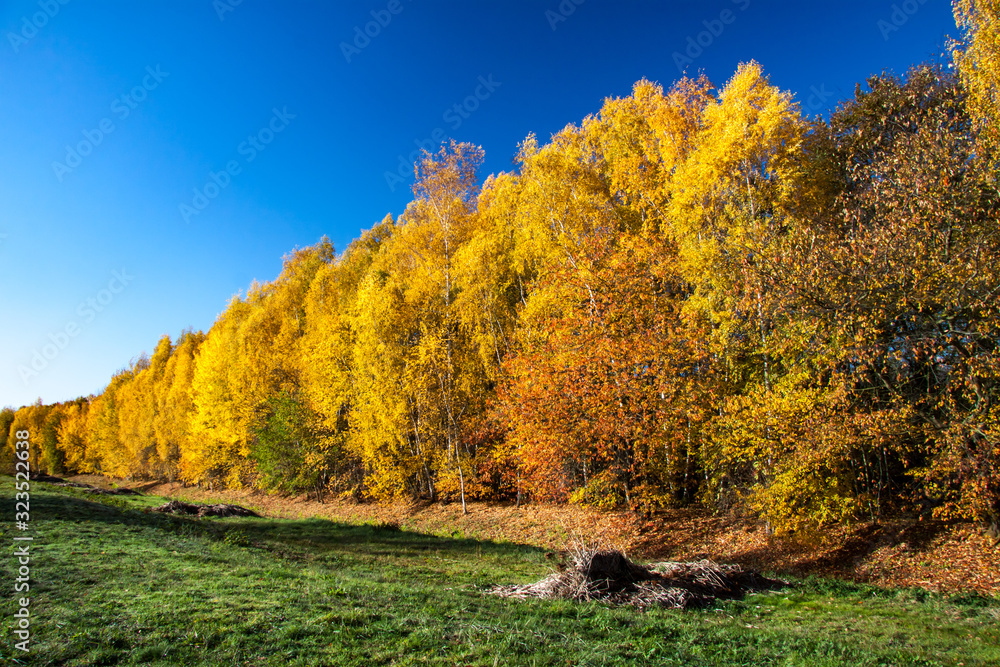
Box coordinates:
[458,463,467,515]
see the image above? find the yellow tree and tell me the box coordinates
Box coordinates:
[8,402,50,475]
[453,171,539,501]
[594,76,712,224]
[352,142,487,510]
[953,0,1000,155]
[0,407,16,474]
[187,298,251,486]
[236,241,333,491]
[454,172,527,387]
[301,218,393,495]
[401,142,487,512]
[661,62,810,519]
[154,330,205,481]
[351,255,424,499]
[507,126,622,326]
[117,348,165,479]
[187,239,331,489]
[498,79,722,508]
[85,368,135,477]
[56,399,91,473]
[588,76,719,504]
[668,61,803,332]
[37,402,67,475]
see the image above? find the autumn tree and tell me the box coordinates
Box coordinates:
[301,218,394,496]
[39,403,67,475]
[232,241,334,490]
[56,398,91,473]
[352,142,490,510]
[116,352,160,479]
[455,170,537,501]
[8,403,50,475]
[787,65,1000,529]
[153,330,205,481]
[0,407,16,474]
[187,298,251,486]
[250,389,326,494]
[953,0,1000,156]
[85,367,138,477]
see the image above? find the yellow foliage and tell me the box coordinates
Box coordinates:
[953,0,1000,155]
[17,57,997,531]
[187,299,249,485]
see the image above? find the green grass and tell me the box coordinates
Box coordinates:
[1,477,998,666]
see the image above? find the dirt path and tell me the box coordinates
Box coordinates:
[70,474,1000,596]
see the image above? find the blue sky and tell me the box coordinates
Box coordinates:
[0,0,958,409]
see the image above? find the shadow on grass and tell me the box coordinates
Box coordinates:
[765,572,1000,608]
[13,485,543,562]
[221,515,545,563]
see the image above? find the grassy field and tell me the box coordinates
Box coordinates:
[1,478,998,666]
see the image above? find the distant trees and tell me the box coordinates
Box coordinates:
[0,408,15,473]
[4,10,998,535]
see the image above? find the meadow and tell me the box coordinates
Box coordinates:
[2,477,999,666]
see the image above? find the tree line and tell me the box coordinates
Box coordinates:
[5,3,998,533]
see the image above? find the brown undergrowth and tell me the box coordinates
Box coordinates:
[70,474,1000,596]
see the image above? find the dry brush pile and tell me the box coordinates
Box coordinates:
[151,499,260,518]
[491,548,785,610]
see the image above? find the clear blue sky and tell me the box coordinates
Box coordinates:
[0,0,957,409]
